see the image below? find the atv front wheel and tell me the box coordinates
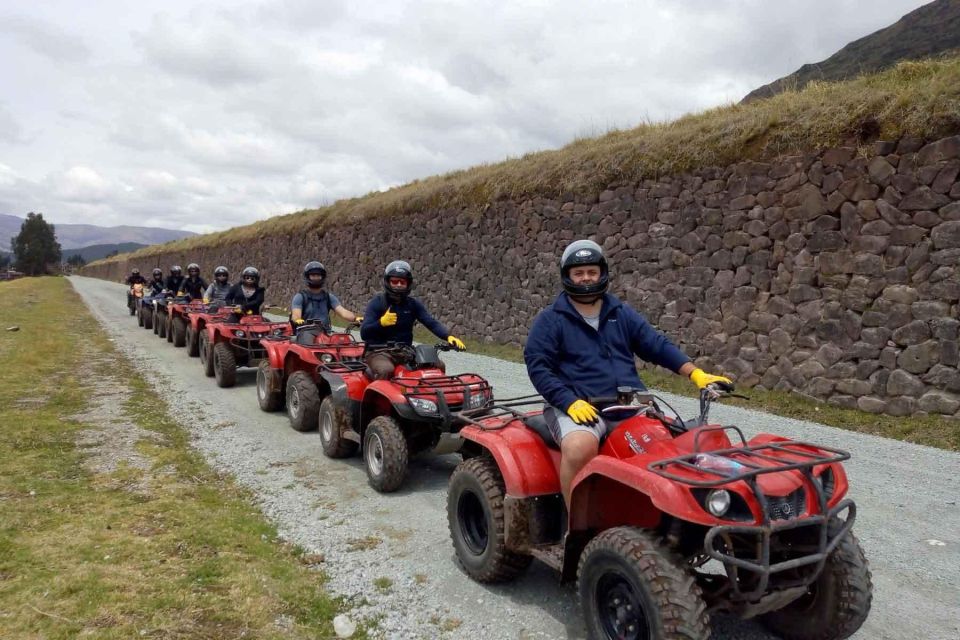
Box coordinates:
[143,307,154,330]
[172,317,187,347]
[256,361,284,412]
[285,371,320,432]
[578,527,710,640]
[760,520,872,640]
[213,342,237,388]
[363,416,408,492]
[448,456,532,583]
[319,396,357,458]
[165,316,173,342]
[199,333,215,377]
[186,325,200,357]
[137,304,145,327]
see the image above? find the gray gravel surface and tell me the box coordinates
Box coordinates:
[70,276,960,640]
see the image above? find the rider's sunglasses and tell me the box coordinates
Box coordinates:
[388,277,408,287]
[243,275,257,281]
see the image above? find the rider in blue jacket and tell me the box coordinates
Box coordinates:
[360,260,466,379]
[524,239,731,506]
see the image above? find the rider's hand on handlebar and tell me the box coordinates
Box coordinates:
[689,368,733,391]
[447,335,466,351]
[354,315,363,324]
[293,318,305,325]
[379,307,397,327]
[567,399,599,426]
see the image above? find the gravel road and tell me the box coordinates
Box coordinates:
[70,276,960,640]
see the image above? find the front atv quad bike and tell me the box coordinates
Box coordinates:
[201,313,292,389]
[447,384,872,640]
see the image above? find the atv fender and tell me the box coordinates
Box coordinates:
[320,372,361,434]
[459,425,560,497]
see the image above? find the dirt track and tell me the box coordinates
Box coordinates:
[71,276,960,640]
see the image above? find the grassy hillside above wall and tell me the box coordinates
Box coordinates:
[94,56,960,265]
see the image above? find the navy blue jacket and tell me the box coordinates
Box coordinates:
[524,292,690,411]
[360,294,449,346]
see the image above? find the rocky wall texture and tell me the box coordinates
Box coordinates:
[86,135,960,417]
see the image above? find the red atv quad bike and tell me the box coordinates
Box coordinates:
[446,385,872,640]
[166,297,207,347]
[183,302,234,357]
[257,321,365,430]
[199,311,293,388]
[315,341,493,493]
[151,294,172,339]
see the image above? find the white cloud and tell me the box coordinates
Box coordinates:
[0,0,932,232]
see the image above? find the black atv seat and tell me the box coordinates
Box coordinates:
[296,327,322,346]
[523,413,559,450]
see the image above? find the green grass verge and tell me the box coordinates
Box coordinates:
[0,277,360,639]
[94,55,960,264]
[356,320,960,452]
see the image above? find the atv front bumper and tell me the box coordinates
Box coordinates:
[703,498,856,601]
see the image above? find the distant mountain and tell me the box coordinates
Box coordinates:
[61,243,149,264]
[0,214,196,251]
[743,0,960,102]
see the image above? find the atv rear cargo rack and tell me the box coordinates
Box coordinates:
[318,360,368,375]
[449,394,544,429]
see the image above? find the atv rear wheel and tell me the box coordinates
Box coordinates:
[578,527,710,640]
[256,361,284,412]
[172,316,187,347]
[213,342,237,388]
[363,416,408,493]
[760,520,872,640]
[448,456,532,583]
[319,396,357,458]
[285,371,320,432]
[186,325,200,357]
[199,333,215,377]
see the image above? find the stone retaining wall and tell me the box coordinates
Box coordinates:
[85,135,960,417]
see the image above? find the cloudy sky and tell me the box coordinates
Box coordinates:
[0,0,930,233]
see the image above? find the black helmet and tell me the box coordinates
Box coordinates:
[560,239,609,300]
[241,266,260,284]
[187,263,200,276]
[171,265,182,275]
[383,260,413,302]
[214,265,229,281]
[152,268,163,278]
[303,261,326,287]
[132,268,140,275]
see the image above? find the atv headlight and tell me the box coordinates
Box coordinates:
[234,330,246,338]
[409,398,438,415]
[320,353,334,364]
[272,328,285,336]
[706,489,731,517]
[467,391,488,409]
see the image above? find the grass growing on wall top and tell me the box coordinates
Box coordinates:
[94,54,960,265]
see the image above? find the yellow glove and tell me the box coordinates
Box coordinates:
[177,291,185,297]
[689,368,733,390]
[447,335,466,351]
[203,297,210,304]
[380,307,397,327]
[246,310,253,315]
[354,315,363,323]
[293,318,305,325]
[234,305,243,314]
[567,399,599,425]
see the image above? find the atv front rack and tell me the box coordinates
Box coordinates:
[393,374,494,421]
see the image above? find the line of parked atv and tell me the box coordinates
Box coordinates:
[126,283,872,640]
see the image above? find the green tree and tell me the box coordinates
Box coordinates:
[66,254,87,268]
[0,253,10,270]
[11,212,62,276]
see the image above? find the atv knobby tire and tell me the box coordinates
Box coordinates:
[448,456,532,583]
[143,306,154,330]
[363,416,408,493]
[199,333,215,377]
[760,520,872,640]
[186,325,200,357]
[285,371,320,432]
[172,316,187,347]
[137,304,145,327]
[256,361,284,412]
[213,342,237,388]
[319,396,357,458]
[165,315,173,342]
[578,527,710,640]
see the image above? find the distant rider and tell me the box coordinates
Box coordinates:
[176,263,207,300]
[225,266,265,322]
[164,265,184,297]
[203,266,232,304]
[360,260,465,379]
[291,261,362,331]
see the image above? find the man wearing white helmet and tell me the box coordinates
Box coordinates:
[524,239,732,506]
[360,260,466,379]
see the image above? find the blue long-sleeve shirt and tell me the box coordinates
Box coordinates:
[524,292,690,411]
[360,294,449,346]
